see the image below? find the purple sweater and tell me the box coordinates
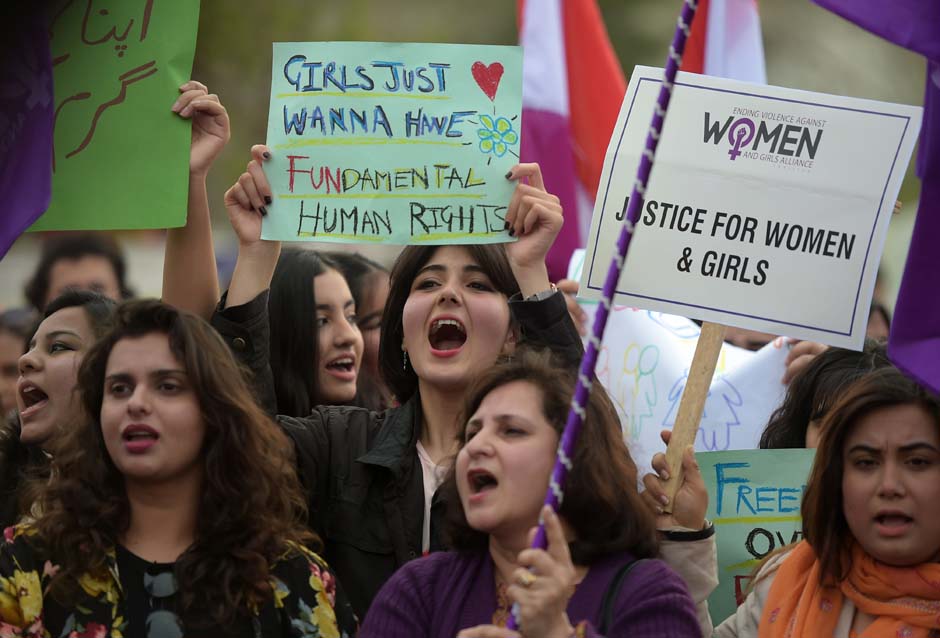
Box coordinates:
[360,549,700,637]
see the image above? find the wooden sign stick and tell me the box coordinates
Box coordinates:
[662,321,727,513]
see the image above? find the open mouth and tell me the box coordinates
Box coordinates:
[18,382,49,416]
[123,430,159,442]
[429,318,467,352]
[874,513,913,527]
[122,425,159,453]
[326,356,356,374]
[468,469,498,494]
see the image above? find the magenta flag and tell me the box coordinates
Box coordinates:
[814,0,940,393]
[0,7,54,260]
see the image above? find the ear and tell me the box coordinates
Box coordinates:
[500,325,519,356]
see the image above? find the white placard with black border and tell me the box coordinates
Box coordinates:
[579,66,922,349]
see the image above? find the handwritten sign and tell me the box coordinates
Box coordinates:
[262,42,522,245]
[29,0,200,231]
[698,449,815,623]
[579,66,921,349]
[567,250,788,475]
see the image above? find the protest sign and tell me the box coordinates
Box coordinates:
[30,0,200,231]
[262,42,522,245]
[568,250,788,475]
[579,66,922,349]
[698,448,815,624]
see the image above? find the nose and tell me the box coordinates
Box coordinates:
[334,314,361,349]
[437,278,461,306]
[18,347,41,375]
[464,425,495,457]
[877,460,907,499]
[126,384,151,416]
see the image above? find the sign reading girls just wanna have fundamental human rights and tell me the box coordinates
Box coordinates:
[579,67,922,349]
[262,42,522,244]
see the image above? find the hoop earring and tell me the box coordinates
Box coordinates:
[403,350,409,370]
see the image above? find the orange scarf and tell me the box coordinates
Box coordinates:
[758,541,940,638]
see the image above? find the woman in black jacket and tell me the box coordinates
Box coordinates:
[213,145,582,617]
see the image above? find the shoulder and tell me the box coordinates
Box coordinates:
[1,524,42,559]
[594,555,701,637]
[362,552,478,637]
[377,551,475,603]
[610,556,692,595]
[392,550,464,583]
[269,543,356,635]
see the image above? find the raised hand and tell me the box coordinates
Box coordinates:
[641,430,708,531]
[223,145,273,249]
[172,80,230,177]
[503,163,564,297]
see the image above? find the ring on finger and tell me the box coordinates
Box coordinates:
[516,571,536,588]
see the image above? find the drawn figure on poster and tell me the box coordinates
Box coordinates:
[663,371,744,451]
[460,61,519,164]
[647,311,702,340]
[621,343,659,441]
[48,0,158,169]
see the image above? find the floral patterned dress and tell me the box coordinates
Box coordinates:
[0,525,357,638]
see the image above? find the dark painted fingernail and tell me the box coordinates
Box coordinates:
[503,221,510,230]
[262,151,271,160]
[508,228,515,237]
[264,195,272,205]
[259,206,268,216]
[505,170,513,179]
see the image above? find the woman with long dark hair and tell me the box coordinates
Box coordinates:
[0,300,356,636]
[268,248,364,417]
[212,146,580,618]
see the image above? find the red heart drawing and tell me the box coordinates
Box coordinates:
[471,61,504,101]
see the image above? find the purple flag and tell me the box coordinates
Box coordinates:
[814,0,940,393]
[0,7,54,260]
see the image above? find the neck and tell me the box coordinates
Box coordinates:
[121,471,202,563]
[488,521,587,586]
[489,532,531,585]
[417,380,463,464]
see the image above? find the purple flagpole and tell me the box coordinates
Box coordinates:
[506,0,700,630]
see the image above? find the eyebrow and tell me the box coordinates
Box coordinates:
[105,369,187,382]
[28,329,82,348]
[847,442,940,455]
[466,414,536,429]
[316,300,355,312]
[416,263,488,277]
[47,330,82,339]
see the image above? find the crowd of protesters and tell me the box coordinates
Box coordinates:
[0,81,937,638]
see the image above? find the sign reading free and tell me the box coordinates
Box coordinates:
[262,41,522,245]
[698,449,816,624]
[579,67,922,349]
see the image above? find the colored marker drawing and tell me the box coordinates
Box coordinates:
[663,372,744,451]
[477,114,518,158]
[647,311,702,340]
[596,343,659,444]
[50,0,159,170]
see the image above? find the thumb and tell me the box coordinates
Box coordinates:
[682,445,704,486]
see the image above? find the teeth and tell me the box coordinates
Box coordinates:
[432,319,465,334]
